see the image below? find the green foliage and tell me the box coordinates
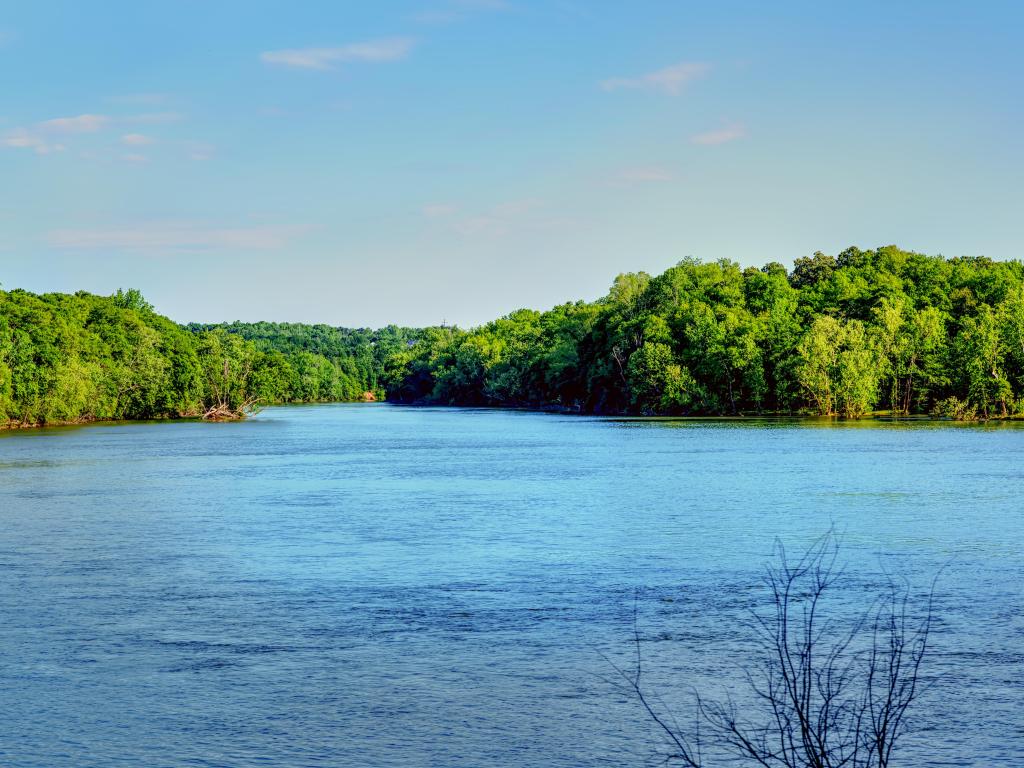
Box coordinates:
[385,246,1024,418]
[6,246,1024,425]
[953,306,1012,417]
[626,341,697,414]
[0,289,285,426]
[931,396,978,421]
[186,321,421,404]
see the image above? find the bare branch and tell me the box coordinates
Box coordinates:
[617,533,938,768]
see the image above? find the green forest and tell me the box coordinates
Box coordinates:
[0,288,415,427]
[4,245,1024,427]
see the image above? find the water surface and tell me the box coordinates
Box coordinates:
[1,405,1021,766]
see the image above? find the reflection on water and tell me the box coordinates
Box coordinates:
[0,405,1021,766]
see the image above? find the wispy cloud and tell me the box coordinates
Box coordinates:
[3,113,102,153]
[261,37,414,71]
[601,61,710,95]
[121,153,149,164]
[3,131,65,155]
[39,114,110,133]
[47,223,307,251]
[185,141,215,161]
[690,121,745,146]
[4,110,187,157]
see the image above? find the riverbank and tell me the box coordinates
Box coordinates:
[8,400,1023,434]
[384,399,1024,423]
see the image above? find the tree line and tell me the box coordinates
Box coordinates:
[3,245,1024,426]
[0,288,415,427]
[186,321,418,405]
[382,246,1024,419]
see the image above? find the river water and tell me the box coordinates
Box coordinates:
[0,404,1021,766]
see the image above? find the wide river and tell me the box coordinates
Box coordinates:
[1,404,1021,766]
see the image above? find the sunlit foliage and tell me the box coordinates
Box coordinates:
[5,246,1024,425]
[382,247,1024,418]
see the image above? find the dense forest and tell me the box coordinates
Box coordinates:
[381,246,1024,419]
[186,321,419,404]
[3,245,1024,427]
[0,289,410,427]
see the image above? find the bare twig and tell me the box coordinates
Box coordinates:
[621,533,937,768]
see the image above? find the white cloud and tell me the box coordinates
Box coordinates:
[121,153,149,164]
[3,109,191,157]
[47,223,306,251]
[185,141,215,161]
[6,113,111,154]
[690,121,746,146]
[261,37,414,70]
[601,61,710,95]
[39,114,110,133]
[3,130,65,155]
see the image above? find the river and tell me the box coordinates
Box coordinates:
[1,404,1021,766]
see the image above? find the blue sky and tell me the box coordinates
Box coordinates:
[1,1,1021,327]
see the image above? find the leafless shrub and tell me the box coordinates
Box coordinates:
[611,534,936,767]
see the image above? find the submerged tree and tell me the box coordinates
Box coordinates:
[194,329,283,420]
[615,534,935,767]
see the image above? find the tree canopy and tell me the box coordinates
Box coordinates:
[0,290,416,427]
[4,246,1024,426]
[380,247,1024,419]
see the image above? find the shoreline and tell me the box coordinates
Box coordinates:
[4,400,1022,433]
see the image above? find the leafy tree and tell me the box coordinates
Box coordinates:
[834,320,878,418]
[626,341,697,414]
[111,288,154,313]
[790,250,837,289]
[954,306,1012,417]
[6,246,1024,426]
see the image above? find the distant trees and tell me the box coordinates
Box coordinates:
[795,317,878,418]
[0,289,408,427]
[187,321,421,406]
[614,535,935,767]
[954,307,1012,418]
[382,247,1024,419]
[627,341,696,414]
[111,287,154,313]
[6,245,1024,425]
[871,300,945,415]
[195,330,274,420]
